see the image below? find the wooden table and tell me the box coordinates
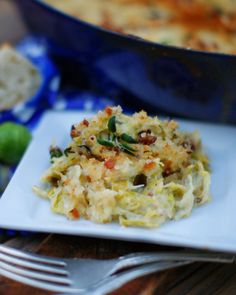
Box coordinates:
[1,233,236,295]
[1,2,236,295]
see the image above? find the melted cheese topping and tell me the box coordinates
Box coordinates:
[44,0,236,54]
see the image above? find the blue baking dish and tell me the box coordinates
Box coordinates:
[15,0,236,124]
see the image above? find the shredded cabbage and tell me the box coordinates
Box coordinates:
[34,106,211,228]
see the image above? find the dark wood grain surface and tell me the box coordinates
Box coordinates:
[1,2,236,295]
[1,234,236,295]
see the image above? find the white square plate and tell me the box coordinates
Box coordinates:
[1,111,236,252]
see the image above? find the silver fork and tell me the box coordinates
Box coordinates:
[77,260,193,295]
[0,245,235,293]
[0,259,191,295]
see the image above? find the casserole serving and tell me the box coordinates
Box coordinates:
[44,0,236,55]
[16,0,236,124]
[34,106,210,228]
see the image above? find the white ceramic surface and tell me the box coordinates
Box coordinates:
[1,111,235,252]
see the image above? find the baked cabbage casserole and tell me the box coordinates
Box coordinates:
[44,0,236,54]
[34,106,211,228]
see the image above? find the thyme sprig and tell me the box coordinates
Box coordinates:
[108,116,116,133]
[119,143,136,156]
[119,142,136,152]
[97,138,115,147]
[120,133,138,144]
[50,146,63,159]
[64,147,73,157]
[49,145,63,163]
[97,116,138,156]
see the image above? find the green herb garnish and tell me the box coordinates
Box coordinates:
[97,116,138,156]
[50,146,63,159]
[78,145,91,154]
[119,142,136,152]
[108,116,116,133]
[120,148,136,156]
[64,147,73,157]
[120,133,138,144]
[119,143,136,156]
[97,138,115,147]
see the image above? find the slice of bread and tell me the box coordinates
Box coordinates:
[0,45,42,111]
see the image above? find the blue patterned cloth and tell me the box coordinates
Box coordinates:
[51,88,114,112]
[0,37,116,237]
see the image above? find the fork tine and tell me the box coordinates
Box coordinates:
[0,267,79,293]
[0,252,68,275]
[0,245,65,266]
[0,261,72,284]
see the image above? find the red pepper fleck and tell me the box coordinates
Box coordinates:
[70,208,79,219]
[104,159,116,169]
[105,107,113,116]
[83,119,89,127]
[144,161,156,170]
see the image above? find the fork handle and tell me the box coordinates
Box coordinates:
[84,260,191,295]
[112,251,235,273]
